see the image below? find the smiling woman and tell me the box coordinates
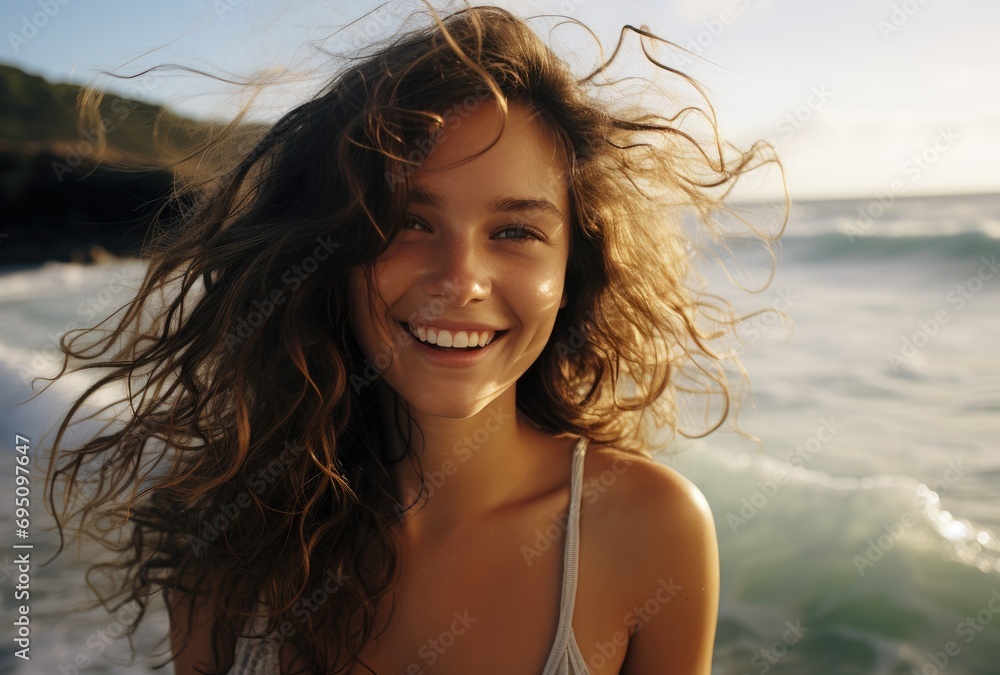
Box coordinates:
[35,3,784,675]
[349,100,571,419]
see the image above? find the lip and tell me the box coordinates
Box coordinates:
[397,321,507,368]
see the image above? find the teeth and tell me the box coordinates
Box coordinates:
[406,324,497,349]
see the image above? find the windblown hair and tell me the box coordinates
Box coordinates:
[38,4,785,673]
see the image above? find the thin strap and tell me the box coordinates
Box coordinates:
[540,436,589,673]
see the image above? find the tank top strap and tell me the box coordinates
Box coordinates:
[540,436,590,673]
[564,435,588,604]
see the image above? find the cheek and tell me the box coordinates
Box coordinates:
[533,272,565,301]
[510,260,567,323]
[347,258,412,356]
[537,250,570,299]
[346,270,384,355]
[346,274,369,350]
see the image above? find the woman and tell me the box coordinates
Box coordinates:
[40,4,783,674]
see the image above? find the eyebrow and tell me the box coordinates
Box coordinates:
[407,185,566,221]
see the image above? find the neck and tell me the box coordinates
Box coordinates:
[376,381,555,542]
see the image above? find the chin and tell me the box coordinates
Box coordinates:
[390,382,503,421]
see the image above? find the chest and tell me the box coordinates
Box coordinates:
[354,524,566,675]
[277,493,629,674]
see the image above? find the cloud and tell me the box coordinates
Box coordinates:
[764,107,1000,198]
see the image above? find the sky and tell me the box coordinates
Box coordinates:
[2,0,998,201]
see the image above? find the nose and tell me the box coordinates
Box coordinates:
[423,234,491,306]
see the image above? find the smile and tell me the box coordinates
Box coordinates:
[400,322,506,351]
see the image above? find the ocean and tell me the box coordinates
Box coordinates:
[1,192,998,674]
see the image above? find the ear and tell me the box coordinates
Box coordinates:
[559,291,567,309]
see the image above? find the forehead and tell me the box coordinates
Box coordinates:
[409,100,570,216]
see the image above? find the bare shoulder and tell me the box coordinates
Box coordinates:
[166,573,236,675]
[580,444,717,560]
[581,443,719,675]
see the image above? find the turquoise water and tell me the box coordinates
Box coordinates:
[1,192,999,673]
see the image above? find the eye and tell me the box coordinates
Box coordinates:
[403,215,430,231]
[493,224,544,243]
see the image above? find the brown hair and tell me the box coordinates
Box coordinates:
[37,4,785,673]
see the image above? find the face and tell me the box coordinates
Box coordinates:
[348,100,571,419]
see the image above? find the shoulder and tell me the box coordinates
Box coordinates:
[166,572,240,675]
[580,443,717,558]
[581,443,719,674]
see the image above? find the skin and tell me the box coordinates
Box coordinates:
[170,99,719,675]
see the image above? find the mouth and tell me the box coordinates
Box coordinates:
[399,322,507,351]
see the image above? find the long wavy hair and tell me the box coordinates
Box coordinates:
[37,3,786,673]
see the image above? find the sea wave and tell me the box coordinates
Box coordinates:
[778,230,1000,263]
[672,441,1000,675]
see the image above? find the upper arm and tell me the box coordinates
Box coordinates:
[166,583,231,675]
[614,457,720,675]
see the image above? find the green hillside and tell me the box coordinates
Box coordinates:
[0,63,81,142]
[0,63,215,265]
[0,62,207,159]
